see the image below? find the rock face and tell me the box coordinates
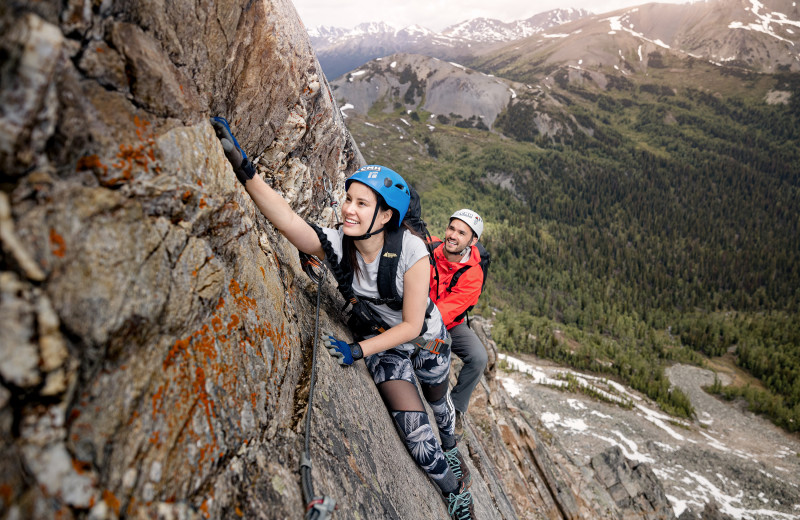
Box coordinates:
[1,2,679,519]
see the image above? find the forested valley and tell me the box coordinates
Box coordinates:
[340,67,800,432]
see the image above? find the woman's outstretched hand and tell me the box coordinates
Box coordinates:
[323,335,363,366]
[210,117,256,185]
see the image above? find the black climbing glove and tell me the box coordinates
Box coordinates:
[210,117,256,185]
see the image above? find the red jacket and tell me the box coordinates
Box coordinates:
[429,239,484,330]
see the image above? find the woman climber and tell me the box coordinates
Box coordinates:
[211,118,476,520]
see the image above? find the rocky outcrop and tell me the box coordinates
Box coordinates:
[1,2,680,519]
[590,447,675,520]
[331,53,521,128]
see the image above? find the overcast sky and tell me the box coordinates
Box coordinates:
[291,0,695,32]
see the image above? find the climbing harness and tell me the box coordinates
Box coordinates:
[409,333,451,359]
[299,255,337,520]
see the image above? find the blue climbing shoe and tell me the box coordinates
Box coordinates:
[444,446,472,489]
[447,481,476,520]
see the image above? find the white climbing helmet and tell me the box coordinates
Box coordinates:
[450,209,483,239]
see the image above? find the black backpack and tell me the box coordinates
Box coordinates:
[302,184,436,339]
[430,239,491,324]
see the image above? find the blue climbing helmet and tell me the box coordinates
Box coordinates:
[345,165,411,235]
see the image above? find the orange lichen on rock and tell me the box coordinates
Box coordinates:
[75,154,108,176]
[95,116,162,187]
[227,314,240,333]
[150,275,299,474]
[211,316,223,333]
[102,490,121,515]
[49,228,66,258]
[71,459,92,474]
[0,483,13,503]
[152,384,168,417]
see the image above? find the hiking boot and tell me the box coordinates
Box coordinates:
[447,481,476,520]
[455,410,465,438]
[444,445,472,489]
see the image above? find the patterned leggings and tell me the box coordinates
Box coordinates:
[365,341,459,494]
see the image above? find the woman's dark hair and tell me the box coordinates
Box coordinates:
[343,190,411,282]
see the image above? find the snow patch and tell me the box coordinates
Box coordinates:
[637,404,687,441]
[728,0,800,44]
[541,412,589,432]
[499,354,568,387]
[605,15,671,49]
[339,103,354,118]
[568,399,586,410]
[666,495,689,518]
[653,441,679,453]
[699,430,730,452]
[500,376,521,397]
[684,470,800,519]
[592,431,655,463]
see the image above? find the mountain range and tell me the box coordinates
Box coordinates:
[474,0,800,78]
[308,9,590,78]
[312,0,799,81]
[328,0,799,134]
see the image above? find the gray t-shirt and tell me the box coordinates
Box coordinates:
[322,227,445,341]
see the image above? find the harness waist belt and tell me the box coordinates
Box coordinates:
[409,332,451,357]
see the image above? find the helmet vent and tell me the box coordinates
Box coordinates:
[384,178,393,187]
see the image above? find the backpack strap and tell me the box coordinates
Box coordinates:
[429,239,443,297]
[375,227,404,311]
[447,264,473,292]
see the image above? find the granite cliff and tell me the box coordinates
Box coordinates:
[1,1,679,519]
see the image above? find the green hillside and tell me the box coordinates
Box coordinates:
[336,62,800,431]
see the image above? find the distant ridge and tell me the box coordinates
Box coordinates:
[473,0,800,77]
[308,9,589,79]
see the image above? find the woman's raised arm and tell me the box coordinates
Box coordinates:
[212,117,324,259]
[244,176,324,258]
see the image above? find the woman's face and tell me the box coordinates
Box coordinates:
[342,181,393,237]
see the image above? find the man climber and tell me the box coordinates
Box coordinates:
[429,209,488,438]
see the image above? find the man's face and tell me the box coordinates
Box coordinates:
[444,218,476,255]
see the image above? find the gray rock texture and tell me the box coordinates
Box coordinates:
[1,2,681,519]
